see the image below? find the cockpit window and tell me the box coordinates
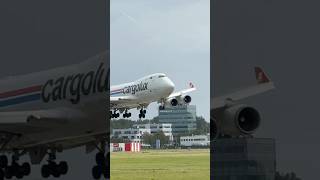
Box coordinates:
[158,75,165,78]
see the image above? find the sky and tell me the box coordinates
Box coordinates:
[110,0,210,121]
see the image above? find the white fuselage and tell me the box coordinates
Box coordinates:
[0,53,108,150]
[110,73,175,109]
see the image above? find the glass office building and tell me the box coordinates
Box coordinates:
[212,138,276,180]
[158,105,197,135]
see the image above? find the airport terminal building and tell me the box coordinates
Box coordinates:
[180,134,210,147]
[112,123,173,143]
[159,105,197,135]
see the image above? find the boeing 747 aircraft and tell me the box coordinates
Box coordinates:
[0,53,109,179]
[211,67,275,138]
[110,74,196,118]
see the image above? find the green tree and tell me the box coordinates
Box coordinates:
[142,132,153,145]
[195,116,210,134]
[180,116,210,136]
[152,131,169,147]
[110,119,134,131]
[110,137,124,143]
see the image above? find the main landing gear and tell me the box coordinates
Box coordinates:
[139,109,146,119]
[41,151,68,178]
[0,153,31,180]
[111,110,131,119]
[92,141,109,179]
[110,110,120,118]
[123,110,131,118]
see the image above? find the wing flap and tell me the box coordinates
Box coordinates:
[21,130,107,149]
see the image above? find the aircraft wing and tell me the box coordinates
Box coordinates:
[0,108,85,132]
[110,96,137,108]
[168,82,196,99]
[21,130,107,150]
[212,67,275,109]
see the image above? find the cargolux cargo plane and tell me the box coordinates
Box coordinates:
[110,74,196,119]
[0,53,109,179]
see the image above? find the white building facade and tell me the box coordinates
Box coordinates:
[159,105,197,135]
[112,123,173,143]
[180,134,210,147]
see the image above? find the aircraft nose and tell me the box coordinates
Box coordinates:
[166,79,175,93]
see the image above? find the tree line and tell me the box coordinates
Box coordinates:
[110,116,209,134]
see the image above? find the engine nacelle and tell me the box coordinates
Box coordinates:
[165,95,192,107]
[211,118,219,139]
[169,98,178,106]
[217,104,261,136]
[183,95,192,104]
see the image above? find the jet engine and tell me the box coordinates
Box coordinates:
[169,98,178,106]
[182,95,192,104]
[211,118,219,139]
[213,104,261,137]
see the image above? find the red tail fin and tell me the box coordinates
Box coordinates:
[255,67,270,84]
[189,82,195,88]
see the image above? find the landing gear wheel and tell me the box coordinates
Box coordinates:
[41,164,50,178]
[96,152,105,165]
[4,166,13,179]
[103,169,109,179]
[105,152,110,162]
[59,161,68,175]
[92,165,101,179]
[103,160,110,179]
[11,163,22,179]
[139,108,147,118]
[0,155,8,168]
[21,162,31,176]
[0,169,3,180]
[15,166,23,179]
[48,162,59,178]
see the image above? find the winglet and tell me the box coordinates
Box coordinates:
[254,67,271,84]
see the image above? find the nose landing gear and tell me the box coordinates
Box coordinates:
[139,109,147,118]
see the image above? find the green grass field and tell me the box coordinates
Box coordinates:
[110,149,210,180]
